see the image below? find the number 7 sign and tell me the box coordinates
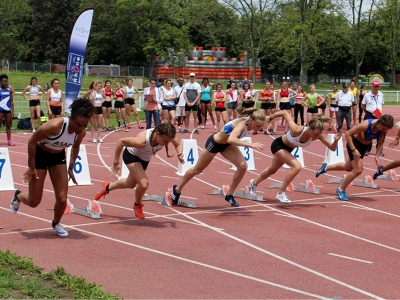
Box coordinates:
[0,148,15,191]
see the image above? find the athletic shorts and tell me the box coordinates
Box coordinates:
[319,103,326,110]
[227,102,238,110]
[205,134,230,153]
[307,107,318,114]
[123,148,149,170]
[175,106,185,117]
[114,101,124,109]
[215,107,226,112]
[330,104,338,111]
[29,100,40,107]
[94,107,103,115]
[279,102,291,111]
[271,136,294,155]
[242,102,255,108]
[124,98,135,106]
[162,105,176,111]
[185,104,198,112]
[261,102,275,110]
[35,144,66,169]
[200,100,211,105]
[50,105,62,115]
[347,136,368,161]
[102,101,112,108]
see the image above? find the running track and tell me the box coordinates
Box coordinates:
[1,109,400,299]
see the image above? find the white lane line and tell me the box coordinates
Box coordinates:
[342,205,373,211]
[328,253,373,264]
[0,207,327,299]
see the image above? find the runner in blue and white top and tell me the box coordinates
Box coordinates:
[94,123,184,220]
[171,107,265,208]
[0,74,16,146]
[250,110,341,204]
[10,98,95,238]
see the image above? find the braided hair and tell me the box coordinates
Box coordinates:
[149,123,176,157]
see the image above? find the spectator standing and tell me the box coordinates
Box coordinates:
[361,80,384,156]
[183,72,201,134]
[336,83,353,131]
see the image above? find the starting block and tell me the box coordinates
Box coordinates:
[377,169,400,181]
[208,184,265,201]
[268,180,320,194]
[60,199,102,219]
[326,175,378,188]
[143,188,197,208]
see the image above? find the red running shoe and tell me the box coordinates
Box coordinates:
[95,181,109,200]
[134,202,145,219]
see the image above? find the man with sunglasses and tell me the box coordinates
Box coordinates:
[183,73,201,134]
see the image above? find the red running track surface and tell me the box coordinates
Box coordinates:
[1,109,400,298]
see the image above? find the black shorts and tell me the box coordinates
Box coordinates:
[242,101,255,108]
[122,148,149,170]
[307,107,318,114]
[200,100,211,105]
[261,102,275,110]
[114,101,124,109]
[352,102,357,107]
[162,105,176,111]
[102,101,112,108]
[279,102,291,111]
[205,134,230,153]
[330,103,338,108]
[347,136,368,161]
[35,144,66,170]
[50,105,62,115]
[0,110,11,114]
[124,98,135,106]
[29,100,40,107]
[215,107,226,112]
[185,104,198,112]
[94,106,103,115]
[271,136,294,155]
[319,103,326,110]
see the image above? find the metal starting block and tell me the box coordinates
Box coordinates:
[63,199,102,219]
[268,180,320,194]
[377,169,400,181]
[143,189,197,208]
[208,184,265,201]
[326,175,378,189]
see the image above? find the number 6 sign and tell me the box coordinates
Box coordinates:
[0,148,15,191]
[66,145,92,186]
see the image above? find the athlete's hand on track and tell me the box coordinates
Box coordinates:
[68,168,78,185]
[251,142,264,151]
[22,167,38,184]
[111,163,120,177]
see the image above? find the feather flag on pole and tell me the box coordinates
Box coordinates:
[65,9,94,113]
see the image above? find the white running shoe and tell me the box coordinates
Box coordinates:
[276,192,291,204]
[92,139,97,143]
[53,223,68,237]
[10,190,21,213]
[98,139,104,143]
[177,126,181,133]
[249,179,257,196]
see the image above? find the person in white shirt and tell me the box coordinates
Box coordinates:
[361,80,385,156]
[336,82,353,131]
[173,76,186,132]
[183,72,201,134]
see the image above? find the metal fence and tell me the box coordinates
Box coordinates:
[12,89,400,120]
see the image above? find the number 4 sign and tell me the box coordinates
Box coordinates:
[66,145,92,186]
[0,148,15,191]
[177,139,199,176]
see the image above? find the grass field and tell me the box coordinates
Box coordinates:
[0,250,119,299]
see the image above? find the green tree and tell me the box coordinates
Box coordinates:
[0,0,31,60]
[24,0,81,63]
[221,0,278,83]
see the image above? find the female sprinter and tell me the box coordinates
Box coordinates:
[316,114,393,201]
[249,110,341,203]
[171,107,265,207]
[94,123,184,219]
[10,98,95,237]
